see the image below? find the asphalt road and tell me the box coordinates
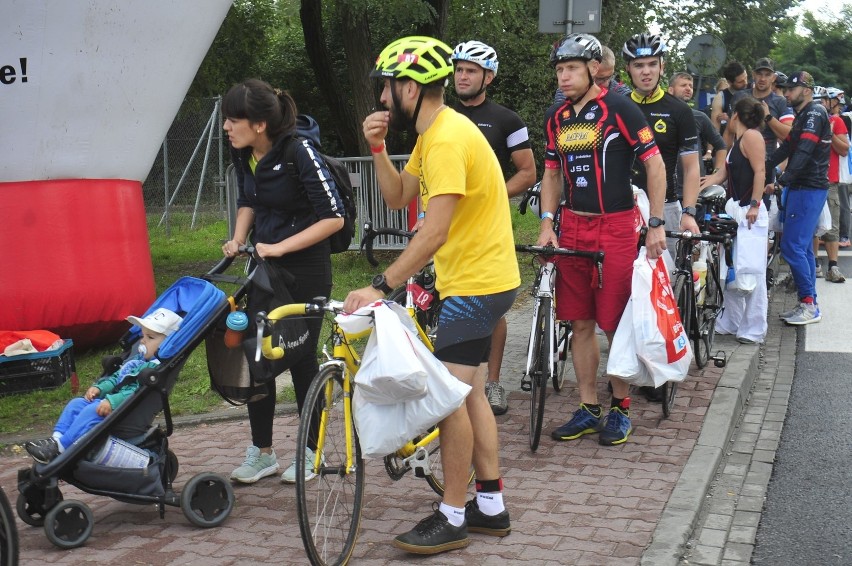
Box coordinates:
[752,255,852,564]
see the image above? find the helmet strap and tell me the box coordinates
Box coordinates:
[388,79,419,133]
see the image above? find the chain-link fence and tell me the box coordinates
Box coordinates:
[143,97,226,236]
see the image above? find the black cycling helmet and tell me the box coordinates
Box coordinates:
[774,71,788,85]
[622,33,667,61]
[550,33,602,67]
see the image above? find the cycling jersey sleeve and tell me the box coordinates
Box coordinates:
[676,104,699,156]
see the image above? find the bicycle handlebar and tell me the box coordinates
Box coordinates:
[663,230,733,246]
[515,244,605,288]
[255,298,345,362]
[360,220,416,267]
[515,244,604,263]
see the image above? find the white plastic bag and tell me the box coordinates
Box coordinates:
[725,198,769,277]
[353,337,472,458]
[606,294,654,386]
[631,248,692,387]
[815,201,831,237]
[346,302,427,405]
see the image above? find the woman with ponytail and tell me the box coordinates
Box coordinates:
[221,79,344,484]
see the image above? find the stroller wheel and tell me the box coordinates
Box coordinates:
[181,473,234,528]
[44,500,93,549]
[166,450,179,484]
[16,489,61,527]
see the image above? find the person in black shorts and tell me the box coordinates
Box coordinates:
[451,40,536,416]
[538,33,667,446]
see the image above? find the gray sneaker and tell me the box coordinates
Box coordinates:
[815,265,824,278]
[826,266,846,283]
[281,446,322,484]
[230,445,279,484]
[779,305,801,319]
[784,303,821,325]
[485,382,508,416]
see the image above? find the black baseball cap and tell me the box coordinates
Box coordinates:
[754,57,774,72]
[782,71,815,89]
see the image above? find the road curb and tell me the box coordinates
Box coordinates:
[641,342,761,565]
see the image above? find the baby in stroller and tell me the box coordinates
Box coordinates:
[16,276,236,549]
[25,308,183,464]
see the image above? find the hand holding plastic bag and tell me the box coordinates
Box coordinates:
[618,248,692,387]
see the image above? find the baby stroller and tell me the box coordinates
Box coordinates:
[16,274,238,549]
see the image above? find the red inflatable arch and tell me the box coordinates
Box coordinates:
[0,0,233,350]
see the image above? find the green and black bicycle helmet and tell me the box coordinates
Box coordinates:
[550,33,602,66]
[371,36,454,85]
[622,33,667,61]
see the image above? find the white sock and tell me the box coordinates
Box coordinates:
[438,502,466,527]
[52,431,62,441]
[476,491,505,515]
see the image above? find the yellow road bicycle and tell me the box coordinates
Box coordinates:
[255,284,470,565]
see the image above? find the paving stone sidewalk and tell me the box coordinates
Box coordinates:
[0,288,764,565]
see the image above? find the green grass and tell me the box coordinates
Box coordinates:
[0,205,539,439]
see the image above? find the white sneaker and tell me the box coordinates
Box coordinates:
[230,445,279,484]
[281,446,322,484]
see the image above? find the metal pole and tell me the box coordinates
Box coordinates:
[191,102,218,229]
[163,140,170,238]
[567,0,574,34]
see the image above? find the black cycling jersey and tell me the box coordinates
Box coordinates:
[769,100,831,189]
[726,136,756,206]
[544,89,660,214]
[630,89,699,201]
[453,99,531,168]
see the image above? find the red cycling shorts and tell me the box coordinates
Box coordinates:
[554,208,640,333]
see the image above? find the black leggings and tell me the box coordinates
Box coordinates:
[246,246,331,450]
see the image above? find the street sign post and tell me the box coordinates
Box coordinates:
[538,0,602,34]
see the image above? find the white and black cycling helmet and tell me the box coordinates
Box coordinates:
[622,33,667,61]
[826,87,846,105]
[451,40,499,75]
[550,33,602,66]
[813,85,827,99]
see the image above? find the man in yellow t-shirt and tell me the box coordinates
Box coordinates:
[344,36,520,556]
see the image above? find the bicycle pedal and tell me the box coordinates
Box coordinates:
[711,350,727,368]
[520,375,531,392]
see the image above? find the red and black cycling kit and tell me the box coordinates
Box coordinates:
[629,89,699,202]
[544,89,660,214]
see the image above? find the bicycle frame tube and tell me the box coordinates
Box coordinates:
[525,262,556,375]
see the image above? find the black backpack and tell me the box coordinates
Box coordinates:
[284,136,356,254]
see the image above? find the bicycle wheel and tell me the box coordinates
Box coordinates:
[296,365,364,566]
[766,233,780,300]
[695,256,723,367]
[529,298,551,451]
[553,321,572,392]
[666,273,693,417]
[420,432,476,496]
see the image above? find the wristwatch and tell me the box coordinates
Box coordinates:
[764,114,773,124]
[371,273,393,295]
[648,216,665,228]
[681,206,697,217]
[750,199,760,208]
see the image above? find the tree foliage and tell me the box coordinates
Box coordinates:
[771,7,852,93]
[189,0,817,162]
